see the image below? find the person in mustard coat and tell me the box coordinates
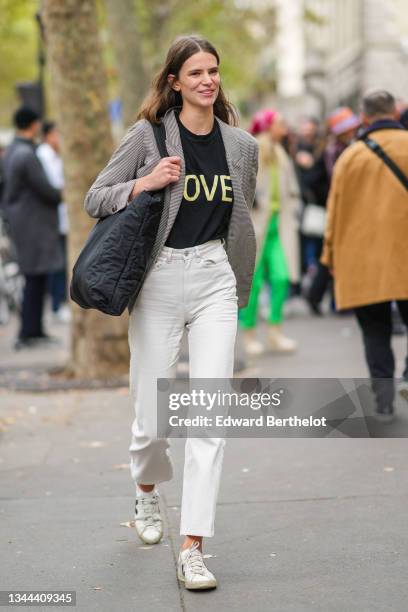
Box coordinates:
[321,90,408,422]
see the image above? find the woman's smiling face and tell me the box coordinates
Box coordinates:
[168,51,220,109]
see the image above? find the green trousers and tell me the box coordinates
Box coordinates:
[239,212,289,328]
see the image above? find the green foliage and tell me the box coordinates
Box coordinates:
[304,8,327,26]
[0,0,278,126]
[0,0,38,126]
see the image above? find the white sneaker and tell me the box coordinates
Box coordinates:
[398,379,408,403]
[52,304,72,324]
[177,541,217,590]
[268,325,297,353]
[242,329,264,356]
[134,490,163,545]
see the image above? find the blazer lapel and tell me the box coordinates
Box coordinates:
[216,117,244,177]
[215,117,250,253]
[162,109,186,241]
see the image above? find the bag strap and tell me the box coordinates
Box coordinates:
[151,121,168,159]
[363,137,408,192]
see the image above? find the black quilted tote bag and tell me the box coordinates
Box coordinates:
[70,122,167,316]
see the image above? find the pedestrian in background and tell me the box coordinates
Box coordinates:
[307,107,359,315]
[399,107,408,130]
[37,121,71,324]
[239,109,300,355]
[321,90,408,421]
[294,116,330,282]
[2,107,63,349]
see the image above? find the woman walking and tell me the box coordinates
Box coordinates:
[84,35,258,590]
[240,109,300,356]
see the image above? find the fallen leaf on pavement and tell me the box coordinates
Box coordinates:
[79,440,105,448]
[3,416,16,425]
[113,463,130,470]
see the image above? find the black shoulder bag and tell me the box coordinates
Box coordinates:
[70,122,168,316]
[363,137,408,192]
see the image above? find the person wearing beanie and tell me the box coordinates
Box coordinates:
[239,108,300,355]
[2,106,63,349]
[306,107,360,315]
[324,107,360,177]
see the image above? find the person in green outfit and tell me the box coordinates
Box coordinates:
[240,109,301,355]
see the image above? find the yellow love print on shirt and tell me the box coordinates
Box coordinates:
[184,175,233,203]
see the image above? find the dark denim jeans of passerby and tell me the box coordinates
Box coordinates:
[303,236,323,270]
[47,268,67,313]
[354,300,408,408]
[20,273,47,339]
[47,235,67,312]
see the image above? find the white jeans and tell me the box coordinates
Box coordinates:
[128,239,238,537]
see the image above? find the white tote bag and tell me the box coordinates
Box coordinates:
[301,204,327,237]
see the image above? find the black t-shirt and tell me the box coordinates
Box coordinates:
[164,113,234,248]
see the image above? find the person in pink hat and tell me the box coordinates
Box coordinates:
[239,108,300,355]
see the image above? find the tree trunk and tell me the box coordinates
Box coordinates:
[42,0,130,379]
[104,0,147,130]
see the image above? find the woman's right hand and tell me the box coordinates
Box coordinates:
[129,157,182,200]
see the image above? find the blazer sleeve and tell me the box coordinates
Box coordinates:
[84,120,147,218]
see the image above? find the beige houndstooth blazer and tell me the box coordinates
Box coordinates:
[84,107,259,309]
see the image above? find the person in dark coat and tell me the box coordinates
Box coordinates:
[2,107,63,349]
[306,107,360,315]
[294,117,330,273]
[399,107,408,130]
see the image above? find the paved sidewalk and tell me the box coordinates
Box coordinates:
[1,311,408,611]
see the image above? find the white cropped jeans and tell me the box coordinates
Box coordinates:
[128,239,238,537]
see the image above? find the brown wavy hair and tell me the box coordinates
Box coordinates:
[137,35,238,126]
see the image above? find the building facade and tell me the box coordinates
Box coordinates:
[273,0,408,120]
